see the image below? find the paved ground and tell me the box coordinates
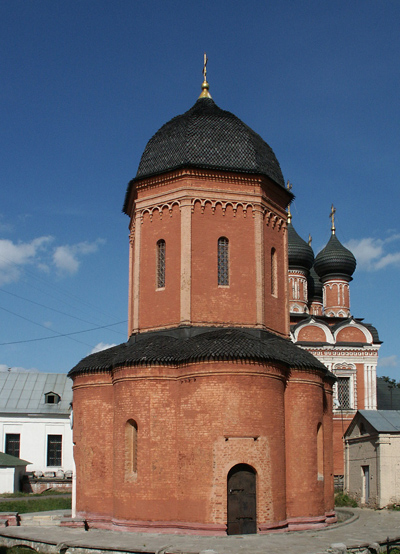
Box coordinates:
[1,508,400,554]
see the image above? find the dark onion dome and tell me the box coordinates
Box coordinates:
[123,96,285,213]
[308,266,323,301]
[288,222,314,272]
[314,234,356,281]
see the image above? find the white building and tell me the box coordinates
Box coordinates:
[0,371,73,478]
[344,410,400,508]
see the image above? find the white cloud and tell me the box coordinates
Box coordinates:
[53,239,105,276]
[345,234,400,271]
[89,342,116,354]
[0,236,53,285]
[378,355,398,368]
[0,236,105,284]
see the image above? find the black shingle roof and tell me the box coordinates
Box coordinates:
[123,97,285,213]
[288,222,314,271]
[308,266,323,300]
[314,234,356,280]
[68,326,331,377]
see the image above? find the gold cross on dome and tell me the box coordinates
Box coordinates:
[286,180,293,192]
[203,53,208,82]
[329,204,336,234]
[308,234,312,247]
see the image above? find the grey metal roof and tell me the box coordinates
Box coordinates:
[0,371,72,415]
[359,410,400,433]
[0,452,31,467]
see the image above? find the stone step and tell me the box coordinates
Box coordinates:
[19,511,71,526]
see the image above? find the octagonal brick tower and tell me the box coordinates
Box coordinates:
[69,75,336,535]
[123,84,291,336]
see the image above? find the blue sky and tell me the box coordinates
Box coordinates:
[0,1,399,379]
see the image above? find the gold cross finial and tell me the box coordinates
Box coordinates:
[286,181,293,222]
[329,204,336,235]
[203,53,208,82]
[199,52,212,99]
[308,234,312,247]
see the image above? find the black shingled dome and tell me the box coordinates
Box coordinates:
[123,97,285,212]
[314,234,356,280]
[308,266,323,301]
[288,222,314,271]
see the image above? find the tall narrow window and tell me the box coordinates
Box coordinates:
[218,237,229,286]
[5,434,20,458]
[47,435,62,466]
[317,423,324,480]
[125,419,138,475]
[337,377,351,410]
[271,248,277,296]
[156,239,166,288]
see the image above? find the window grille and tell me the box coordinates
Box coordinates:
[5,434,20,458]
[218,237,229,286]
[337,377,351,410]
[157,239,166,288]
[47,435,62,466]
[271,248,277,296]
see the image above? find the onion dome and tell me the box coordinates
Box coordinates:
[314,234,356,281]
[288,221,314,272]
[123,81,285,213]
[308,266,323,301]
[136,97,284,184]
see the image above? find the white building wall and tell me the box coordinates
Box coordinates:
[0,467,16,493]
[378,435,400,508]
[0,415,73,474]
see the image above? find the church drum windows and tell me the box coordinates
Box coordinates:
[218,237,229,286]
[125,419,138,476]
[156,239,166,289]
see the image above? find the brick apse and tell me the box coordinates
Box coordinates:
[68,76,336,535]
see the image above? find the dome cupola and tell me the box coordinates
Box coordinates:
[314,205,356,317]
[135,98,284,184]
[288,219,314,272]
[123,80,285,213]
[314,234,356,280]
[287,208,314,314]
[308,266,323,301]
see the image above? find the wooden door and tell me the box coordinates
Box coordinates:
[227,464,257,534]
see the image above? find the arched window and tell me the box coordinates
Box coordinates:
[317,422,324,480]
[156,239,166,289]
[125,419,138,475]
[271,248,277,296]
[218,237,229,286]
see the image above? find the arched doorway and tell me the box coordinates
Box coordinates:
[227,463,257,534]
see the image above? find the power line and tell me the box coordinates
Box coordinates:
[0,319,127,346]
[0,287,126,337]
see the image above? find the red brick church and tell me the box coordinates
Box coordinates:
[68,70,338,534]
[287,210,381,482]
